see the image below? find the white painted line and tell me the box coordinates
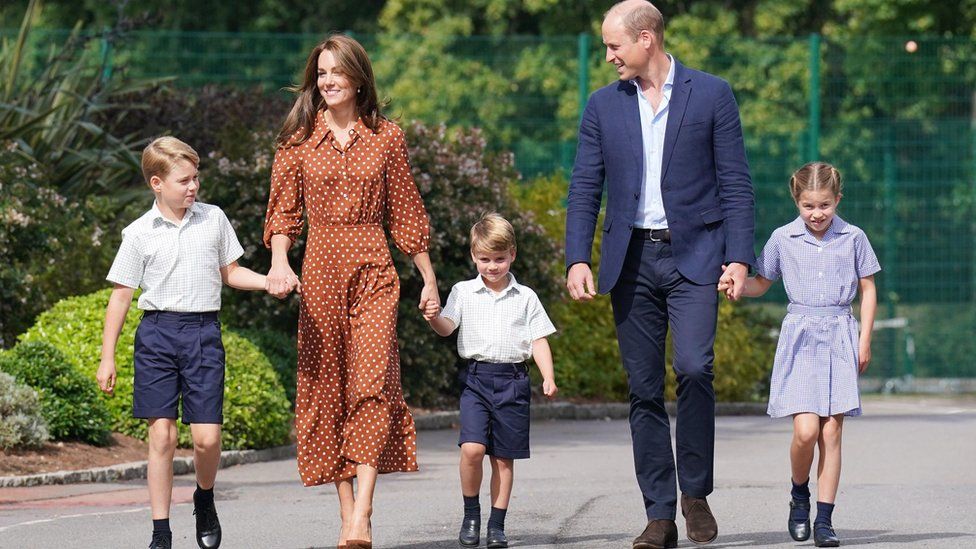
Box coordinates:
[0,506,148,532]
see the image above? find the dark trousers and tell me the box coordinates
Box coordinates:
[610,236,718,520]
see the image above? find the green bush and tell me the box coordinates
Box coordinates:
[0,370,49,450]
[514,173,778,402]
[20,289,292,449]
[0,341,111,445]
[232,328,297,407]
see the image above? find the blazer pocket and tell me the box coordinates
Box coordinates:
[681,118,709,128]
[700,207,724,225]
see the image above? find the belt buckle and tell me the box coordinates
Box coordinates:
[648,229,664,242]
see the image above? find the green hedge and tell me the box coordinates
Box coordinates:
[20,289,292,449]
[0,341,112,445]
[0,370,50,450]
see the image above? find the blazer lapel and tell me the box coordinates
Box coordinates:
[618,81,644,174]
[661,61,691,182]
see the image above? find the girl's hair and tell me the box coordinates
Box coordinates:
[470,212,516,254]
[276,34,386,148]
[789,161,843,201]
[142,136,199,186]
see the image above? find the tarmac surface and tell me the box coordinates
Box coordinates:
[2,396,974,548]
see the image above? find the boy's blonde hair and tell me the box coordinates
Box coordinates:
[470,212,516,254]
[142,136,200,187]
[789,161,842,202]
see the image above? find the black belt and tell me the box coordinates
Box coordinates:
[633,228,671,242]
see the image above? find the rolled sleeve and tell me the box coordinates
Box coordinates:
[755,234,781,281]
[440,285,462,326]
[218,210,245,267]
[106,233,144,289]
[526,293,556,341]
[854,230,881,278]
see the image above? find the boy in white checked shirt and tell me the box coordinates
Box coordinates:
[426,212,557,549]
[96,137,268,549]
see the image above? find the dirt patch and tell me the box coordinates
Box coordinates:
[0,434,193,477]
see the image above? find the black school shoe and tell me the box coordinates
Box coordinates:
[813,523,840,547]
[458,516,480,547]
[486,525,509,548]
[149,531,172,549]
[788,499,811,541]
[194,498,222,548]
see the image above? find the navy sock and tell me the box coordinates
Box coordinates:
[791,478,811,501]
[152,518,171,534]
[488,506,507,531]
[194,483,214,507]
[815,501,835,527]
[463,495,480,521]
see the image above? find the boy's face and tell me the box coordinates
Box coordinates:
[150,159,199,212]
[471,248,516,287]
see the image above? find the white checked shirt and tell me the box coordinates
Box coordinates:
[440,273,556,363]
[107,201,244,312]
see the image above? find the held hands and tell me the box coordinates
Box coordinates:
[717,263,748,301]
[566,263,596,301]
[96,358,117,396]
[419,281,441,321]
[266,264,301,299]
[542,378,558,400]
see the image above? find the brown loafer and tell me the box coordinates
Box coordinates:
[633,519,678,549]
[681,494,718,544]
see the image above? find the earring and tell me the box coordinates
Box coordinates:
[357,87,362,93]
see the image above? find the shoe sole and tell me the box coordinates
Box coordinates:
[459,541,479,548]
[633,543,678,549]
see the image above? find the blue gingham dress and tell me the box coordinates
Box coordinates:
[756,216,881,418]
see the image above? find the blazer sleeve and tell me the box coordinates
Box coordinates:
[712,82,756,268]
[565,95,606,271]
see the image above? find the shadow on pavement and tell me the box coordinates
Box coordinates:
[303,532,632,548]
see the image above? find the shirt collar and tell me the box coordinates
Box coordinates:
[151,200,198,227]
[315,110,374,149]
[631,53,675,94]
[787,215,850,238]
[473,272,520,296]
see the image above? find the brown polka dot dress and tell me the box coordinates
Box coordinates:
[263,112,428,486]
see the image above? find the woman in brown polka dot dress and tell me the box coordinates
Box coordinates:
[263,34,439,549]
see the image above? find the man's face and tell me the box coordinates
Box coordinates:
[602,17,652,81]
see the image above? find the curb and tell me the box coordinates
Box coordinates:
[1,402,765,488]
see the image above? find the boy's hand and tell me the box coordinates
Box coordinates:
[542,378,558,400]
[96,358,117,395]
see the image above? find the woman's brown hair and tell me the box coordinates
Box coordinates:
[276,34,386,148]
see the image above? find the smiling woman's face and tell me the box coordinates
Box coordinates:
[317,49,357,112]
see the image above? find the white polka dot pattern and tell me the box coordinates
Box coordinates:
[264,112,429,486]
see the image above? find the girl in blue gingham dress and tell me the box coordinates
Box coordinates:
[718,162,880,548]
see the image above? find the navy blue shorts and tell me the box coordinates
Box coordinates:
[458,361,531,459]
[132,311,225,424]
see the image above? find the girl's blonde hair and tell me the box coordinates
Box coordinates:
[470,212,516,254]
[276,34,386,148]
[142,136,199,186]
[789,161,843,202]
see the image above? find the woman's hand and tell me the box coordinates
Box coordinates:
[267,263,300,299]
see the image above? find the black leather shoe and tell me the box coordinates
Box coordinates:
[149,531,172,549]
[788,499,811,541]
[486,525,508,548]
[634,519,678,549]
[458,517,480,547]
[814,523,840,547]
[194,498,222,548]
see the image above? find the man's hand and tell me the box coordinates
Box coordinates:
[719,262,748,301]
[566,263,596,301]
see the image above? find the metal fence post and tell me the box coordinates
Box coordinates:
[100,28,113,83]
[578,32,590,123]
[806,33,821,162]
[882,124,901,375]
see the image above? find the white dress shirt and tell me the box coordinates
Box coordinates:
[633,54,676,229]
[107,201,244,312]
[440,273,556,363]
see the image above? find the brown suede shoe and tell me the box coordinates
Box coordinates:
[681,494,718,544]
[633,519,678,549]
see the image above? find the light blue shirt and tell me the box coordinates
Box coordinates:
[633,54,675,229]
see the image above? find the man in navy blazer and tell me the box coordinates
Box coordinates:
[565,1,755,548]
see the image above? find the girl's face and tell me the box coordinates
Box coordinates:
[796,188,841,238]
[317,50,357,112]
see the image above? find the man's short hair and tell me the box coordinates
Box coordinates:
[142,136,200,186]
[606,0,665,44]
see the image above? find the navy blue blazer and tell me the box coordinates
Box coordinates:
[565,60,756,292]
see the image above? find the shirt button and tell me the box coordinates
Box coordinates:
[817,248,822,253]
[818,272,823,278]
[634,193,640,200]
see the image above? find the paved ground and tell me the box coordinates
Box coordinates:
[2,396,974,548]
